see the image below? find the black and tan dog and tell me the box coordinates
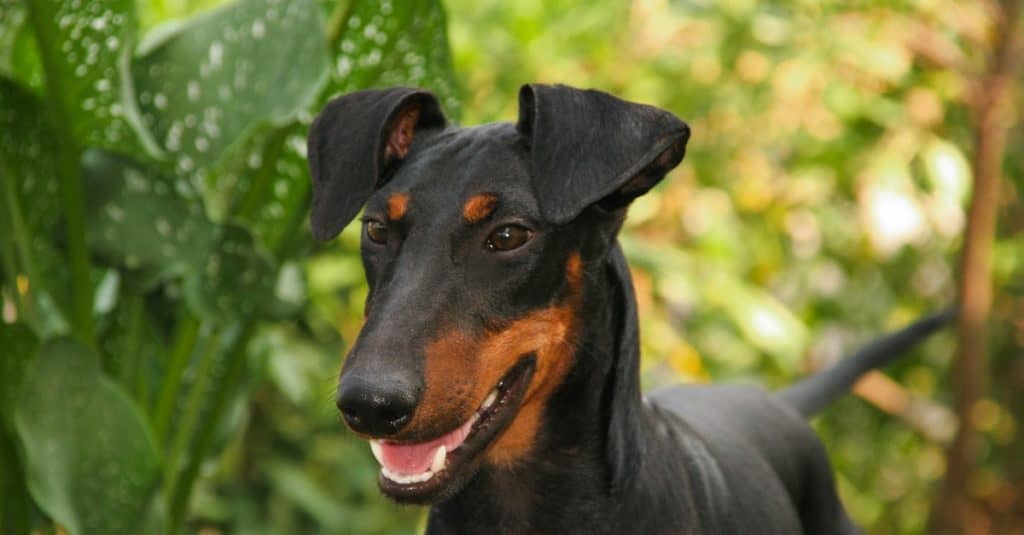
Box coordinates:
[307,84,950,534]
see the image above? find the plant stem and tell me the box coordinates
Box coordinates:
[325,0,355,51]
[24,1,95,347]
[121,296,148,403]
[229,126,291,219]
[152,314,201,444]
[163,328,220,509]
[165,320,254,535]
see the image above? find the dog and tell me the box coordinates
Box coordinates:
[306,84,951,534]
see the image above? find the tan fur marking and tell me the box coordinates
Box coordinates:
[462,194,498,223]
[387,193,410,221]
[411,253,586,465]
[485,252,584,465]
[416,330,481,433]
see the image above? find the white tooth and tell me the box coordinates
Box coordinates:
[370,440,384,465]
[382,466,438,485]
[431,445,447,473]
[482,389,498,410]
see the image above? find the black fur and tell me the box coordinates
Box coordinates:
[307,87,446,241]
[516,84,690,223]
[307,84,951,534]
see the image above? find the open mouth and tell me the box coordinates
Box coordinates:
[367,357,535,503]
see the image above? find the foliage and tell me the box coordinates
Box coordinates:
[0,0,456,533]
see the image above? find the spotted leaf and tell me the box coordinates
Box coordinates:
[22,0,140,151]
[83,149,216,277]
[14,337,161,535]
[131,0,328,175]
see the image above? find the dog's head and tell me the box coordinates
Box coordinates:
[308,84,689,503]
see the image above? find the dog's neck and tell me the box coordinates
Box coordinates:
[427,245,693,534]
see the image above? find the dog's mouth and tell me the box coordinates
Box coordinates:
[367,357,535,503]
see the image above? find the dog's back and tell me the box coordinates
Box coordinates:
[630,311,953,534]
[644,385,858,534]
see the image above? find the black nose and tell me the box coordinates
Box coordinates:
[336,375,418,436]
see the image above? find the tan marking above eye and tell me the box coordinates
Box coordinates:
[387,193,410,220]
[462,194,498,223]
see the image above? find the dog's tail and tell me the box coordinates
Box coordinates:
[777,308,956,419]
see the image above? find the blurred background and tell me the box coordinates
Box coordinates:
[0,0,1021,534]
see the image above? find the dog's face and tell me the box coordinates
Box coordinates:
[307,84,688,504]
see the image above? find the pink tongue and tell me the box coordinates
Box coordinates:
[378,417,474,475]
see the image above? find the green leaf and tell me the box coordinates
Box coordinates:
[263,460,346,529]
[184,224,277,321]
[131,0,329,173]
[325,0,461,117]
[703,276,809,370]
[0,1,44,90]
[82,149,216,276]
[0,322,37,424]
[23,0,141,151]
[222,125,313,254]
[0,77,71,337]
[0,3,26,72]
[0,77,60,242]
[14,337,161,535]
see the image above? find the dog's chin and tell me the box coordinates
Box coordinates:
[368,357,536,505]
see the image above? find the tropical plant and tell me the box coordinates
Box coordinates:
[0,0,457,533]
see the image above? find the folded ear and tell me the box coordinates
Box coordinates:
[307,88,446,241]
[516,84,690,224]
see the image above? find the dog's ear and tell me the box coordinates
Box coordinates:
[307,88,446,241]
[516,84,690,224]
[604,244,645,493]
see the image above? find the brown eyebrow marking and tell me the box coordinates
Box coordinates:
[387,193,410,220]
[463,194,498,223]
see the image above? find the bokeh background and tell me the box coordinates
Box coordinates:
[1,0,1022,534]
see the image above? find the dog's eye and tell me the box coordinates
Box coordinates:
[365,220,389,244]
[485,225,532,252]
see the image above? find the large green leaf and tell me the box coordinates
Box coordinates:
[0,422,31,535]
[0,77,71,337]
[0,323,36,426]
[22,0,141,151]
[0,78,60,246]
[83,149,216,276]
[131,0,329,174]
[325,0,460,116]
[14,338,161,535]
[183,224,277,321]
[0,1,43,90]
[0,315,32,535]
[219,124,313,255]
[0,3,26,72]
